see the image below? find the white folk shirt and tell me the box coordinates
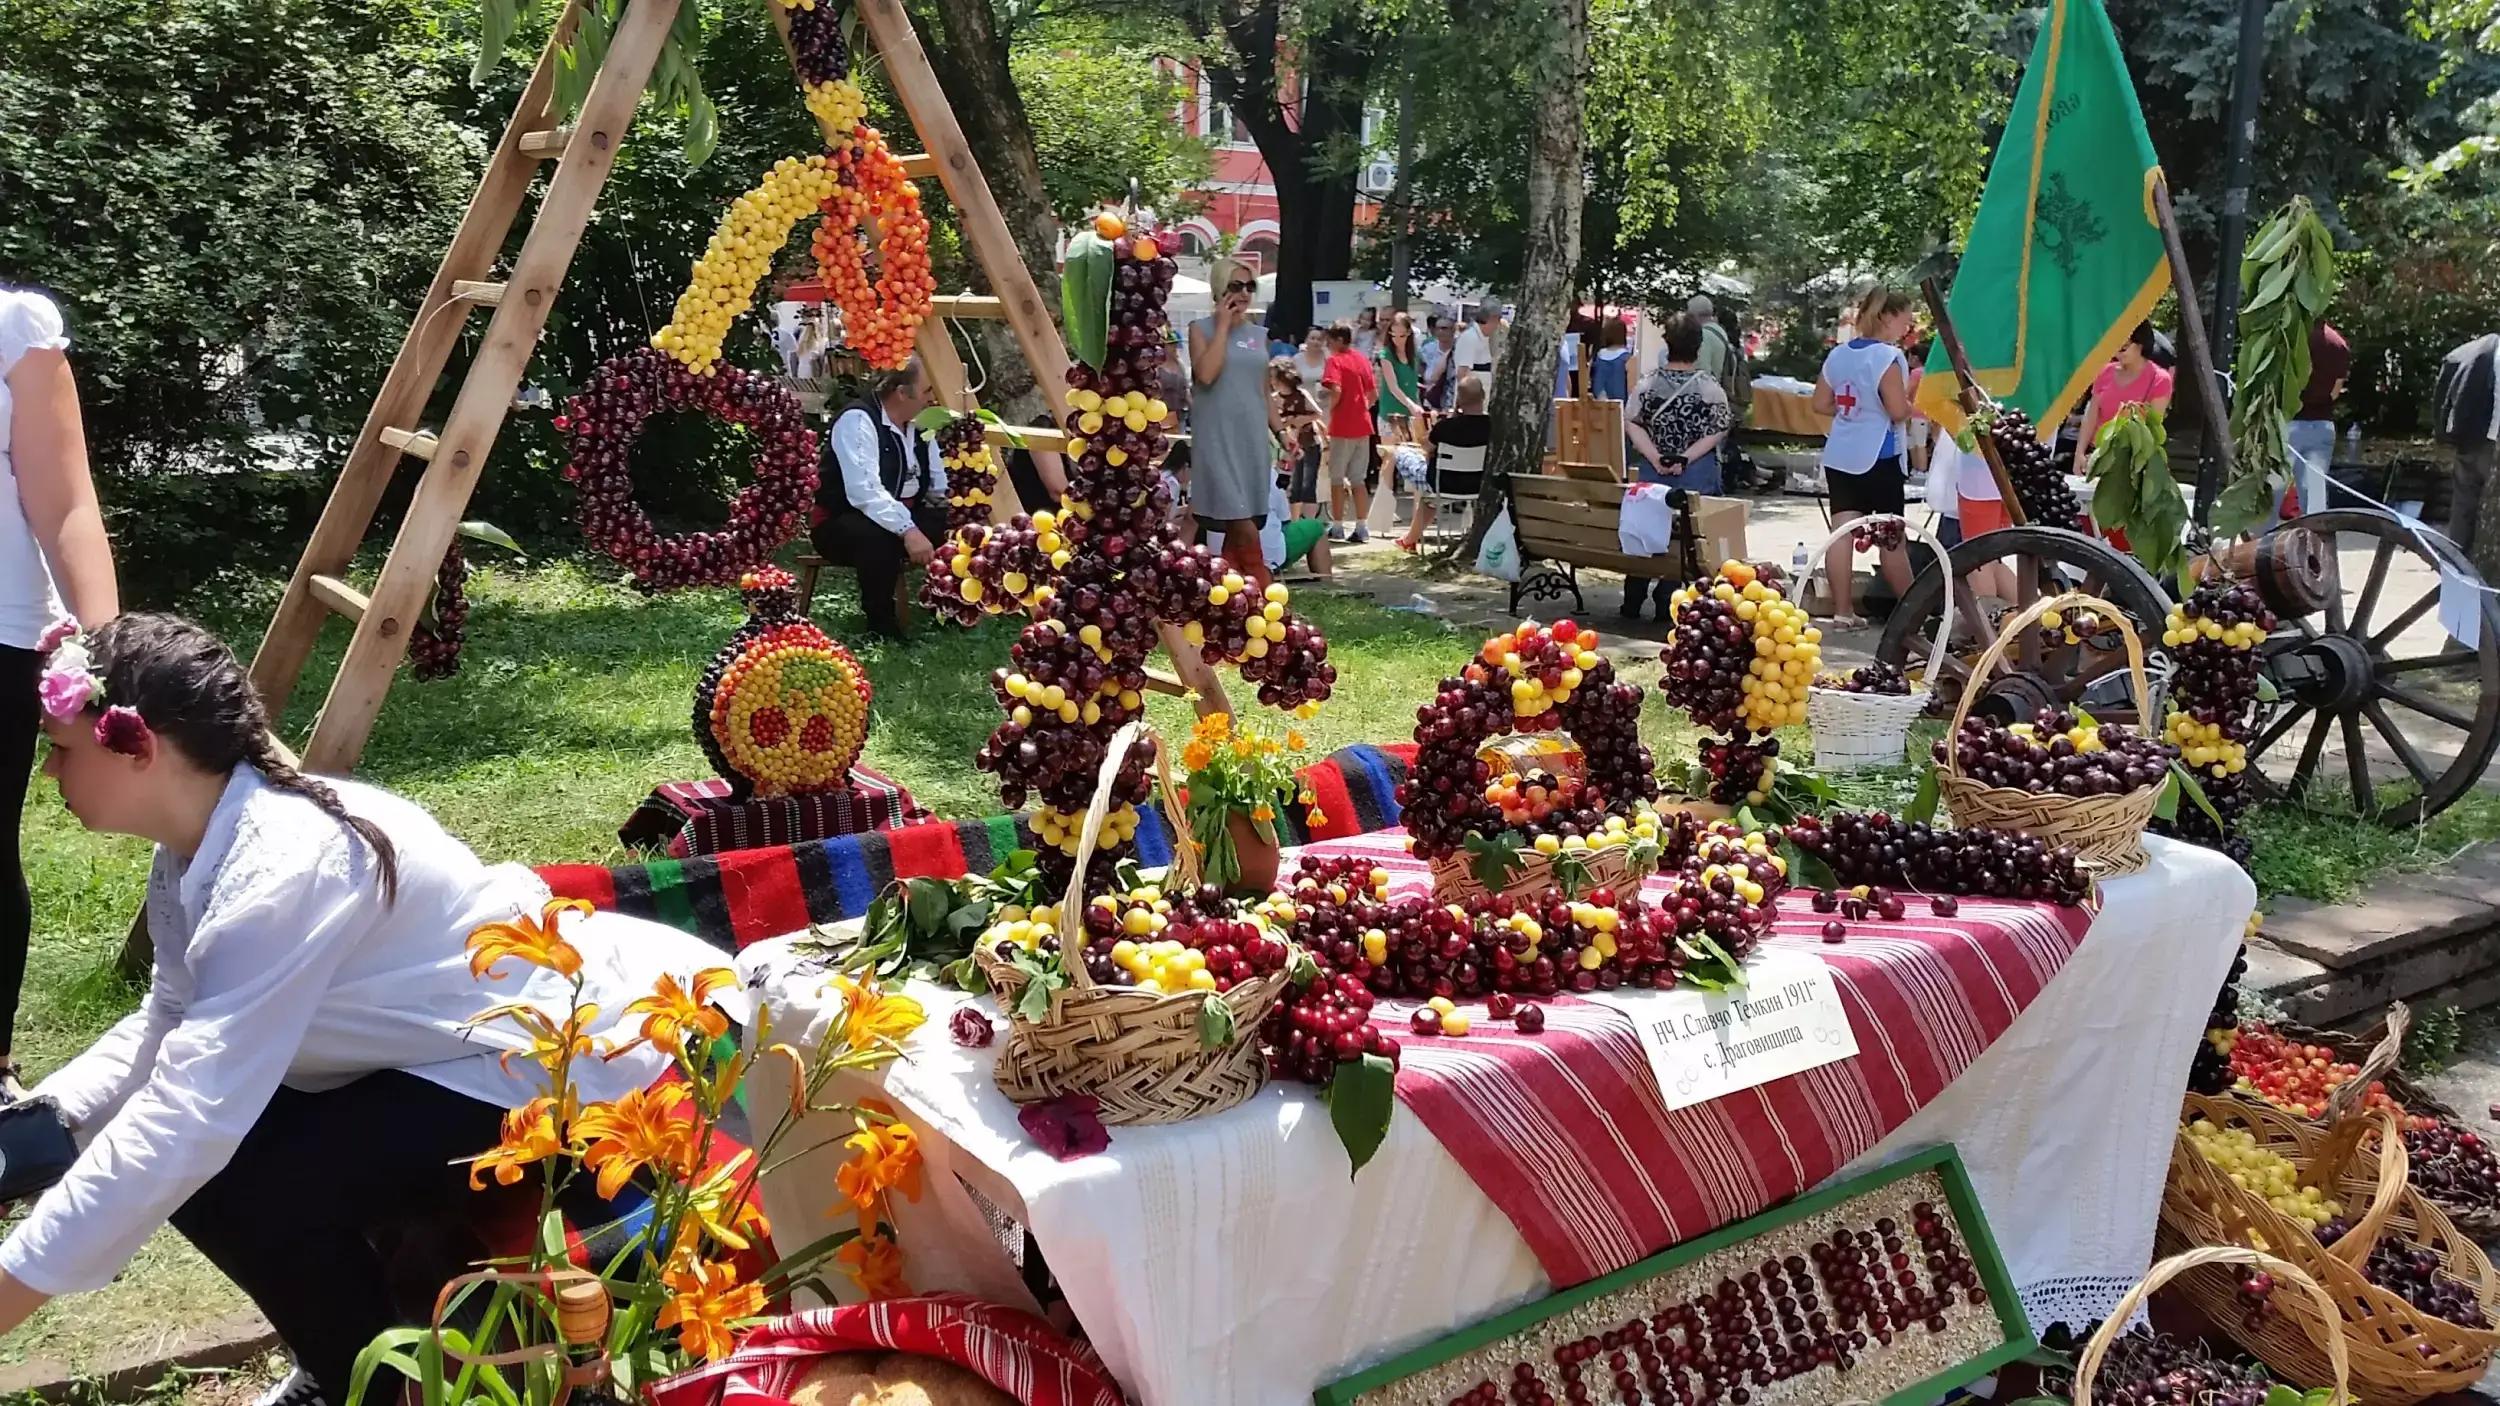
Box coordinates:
[0,768,740,1296]
[1454,325,1495,378]
[831,404,948,536]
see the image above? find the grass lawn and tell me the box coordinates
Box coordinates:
[11,553,2500,1379]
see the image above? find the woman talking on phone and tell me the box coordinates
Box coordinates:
[1186,258,1278,587]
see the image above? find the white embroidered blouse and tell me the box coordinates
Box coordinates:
[0,768,741,1295]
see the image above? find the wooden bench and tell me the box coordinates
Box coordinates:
[1506,476,1706,616]
[794,552,1188,696]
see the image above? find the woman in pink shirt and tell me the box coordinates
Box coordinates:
[2072,321,2175,476]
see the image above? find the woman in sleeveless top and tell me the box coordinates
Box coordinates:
[1186,259,1277,587]
[0,287,119,1094]
[1811,287,1916,628]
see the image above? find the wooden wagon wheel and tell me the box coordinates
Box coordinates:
[1875,524,2171,726]
[2243,507,2500,823]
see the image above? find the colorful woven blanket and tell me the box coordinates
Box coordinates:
[542,744,1414,951]
[616,767,922,856]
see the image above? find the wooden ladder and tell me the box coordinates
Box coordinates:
[251,0,1110,773]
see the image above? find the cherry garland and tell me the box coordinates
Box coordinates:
[811,127,935,371]
[917,228,1336,878]
[936,414,1001,536]
[1660,561,1821,807]
[408,540,470,681]
[558,348,820,592]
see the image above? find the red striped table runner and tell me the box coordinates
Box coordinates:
[1297,828,2095,1288]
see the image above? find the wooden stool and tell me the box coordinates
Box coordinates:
[795,553,827,613]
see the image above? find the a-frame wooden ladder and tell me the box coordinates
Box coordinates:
[250,0,1087,773]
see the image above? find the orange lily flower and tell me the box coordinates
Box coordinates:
[655,1256,766,1361]
[677,1151,773,1253]
[612,968,736,1059]
[836,1229,910,1300]
[835,1102,924,1212]
[573,1083,696,1200]
[829,975,926,1052]
[470,1000,606,1077]
[466,898,593,981]
[467,1095,572,1190]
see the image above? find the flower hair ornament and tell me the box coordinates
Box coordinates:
[38,625,152,759]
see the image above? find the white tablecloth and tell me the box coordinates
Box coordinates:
[741,835,2251,1406]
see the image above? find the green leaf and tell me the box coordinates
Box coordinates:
[2256,673,2281,703]
[1550,849,1594,899]
[905,876,953,937]
[456,520,526,558]
[2171,760,2227,827]
[1907,766,1940,824]
[1324,1053,1397,1177]
[1015,973,1056,1023]
[912,407,960,434]
[940,954,988,992]
[1196,993,1236,1049]
[2091,453,2140,529]
[2154,770,2181,821]
[2211,470,2280,541]
[682,90,719,168]
[1059,230,1115,369]
[1465,832,1527,890]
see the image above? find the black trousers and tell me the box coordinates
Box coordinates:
[0,644,39,1055]
[171,1071,609,1402]
[813,500,947,638]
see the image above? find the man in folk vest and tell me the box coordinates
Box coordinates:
[815,358,947,639]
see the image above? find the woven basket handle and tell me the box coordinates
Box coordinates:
[2321,1002,2410,1128]
[1053,720,1199,984]
[1802,513,1954,690]
[1943,590,2150,772]
[2309,1005,2413,1267]
[2071,1247,2350,1405]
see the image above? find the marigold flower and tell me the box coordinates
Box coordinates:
[612,968,737,1058]
[837,1230,910,1300]
[1286,730,1308,751]
[829,975,926,1051]
[656,1256,766,1361]
[1181,740,1213,771]
[1307,807,1330,829]
[467,898,594,981]
[574,1083,697,1199]
[1250,804,1276,824]
[835,1102,924,1211]
[467,1095,570,1190]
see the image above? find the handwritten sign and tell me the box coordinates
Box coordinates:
[1582,948,1858,1110]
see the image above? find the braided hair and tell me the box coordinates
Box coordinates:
[85,614,400,902]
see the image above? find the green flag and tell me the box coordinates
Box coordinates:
[1916,0,2168,435]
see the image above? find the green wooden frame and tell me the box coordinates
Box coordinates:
[1313,1144,2034,1406]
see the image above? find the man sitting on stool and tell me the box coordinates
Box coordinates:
[816,359,947,639]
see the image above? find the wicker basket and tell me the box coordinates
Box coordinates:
[1802,514,1951,772]
[2256,1009,2500,1238]
[2068,1247,2351,1406]
[1425,835,1659,906]
[1937,590,2163,876]
[2156,1084,2500,1403]
[975,722,1291,1126]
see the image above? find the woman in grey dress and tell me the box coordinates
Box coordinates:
[1187,257,1279,587]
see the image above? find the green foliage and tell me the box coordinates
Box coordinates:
[2404,1002,2465,1074]
[2216,199,2336,539]
[1012,37,1212,222]
[2334,222,2500,435]
[2086,405,2191,586]
[0,0,476,486]
[472,0,717,163]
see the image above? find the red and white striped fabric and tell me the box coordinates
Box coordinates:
[1303,828,2096,1288]
[645,1294,1126,1406]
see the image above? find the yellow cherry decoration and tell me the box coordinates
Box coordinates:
[705,623,874,797]
[654,153,844,376]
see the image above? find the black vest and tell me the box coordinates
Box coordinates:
[821,397,929,516]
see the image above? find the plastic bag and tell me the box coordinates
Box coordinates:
[1476,505,1522,582]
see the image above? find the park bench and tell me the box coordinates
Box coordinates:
[1507,473,1749,615]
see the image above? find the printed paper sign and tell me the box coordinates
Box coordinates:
[1582,948,1859,1110]
[2440,565,2483,651]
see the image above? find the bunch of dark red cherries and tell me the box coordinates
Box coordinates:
[1785,811,2094,907]
[408,541,470,681]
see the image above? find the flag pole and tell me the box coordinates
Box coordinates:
[1919,277,2031,527]
[2150,174,2240,534]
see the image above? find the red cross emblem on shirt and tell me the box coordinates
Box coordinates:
[1832,383,1859,415]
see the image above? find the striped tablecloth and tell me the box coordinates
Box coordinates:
[1302,828,2096,1288]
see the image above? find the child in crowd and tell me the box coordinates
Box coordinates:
[0,614,737,1406]
[1270,359,1325,521]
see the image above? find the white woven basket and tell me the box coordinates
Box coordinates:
[1801,514,1952,772]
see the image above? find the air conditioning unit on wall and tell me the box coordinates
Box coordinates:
[1361,158,1397,195]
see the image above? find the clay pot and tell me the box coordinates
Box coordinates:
[1226,810,1281,895]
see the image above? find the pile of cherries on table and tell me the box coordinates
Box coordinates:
[1443,1202,1986,1406]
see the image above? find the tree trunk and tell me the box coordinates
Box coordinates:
[2462,441,2500,585]
[1456,0,1589,561]
[1207,8,1370,342]
[911,0,1061,420]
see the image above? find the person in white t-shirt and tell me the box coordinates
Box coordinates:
[0,614,735,1406]
[1454,304,1502,394]
[0,287,120,1097]
[1812,287,1918,627]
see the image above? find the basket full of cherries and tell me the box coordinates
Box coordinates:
[1803,513,1951,771]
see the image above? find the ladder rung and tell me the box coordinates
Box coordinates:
[451,280,506,307]
[931,295,1006,320]
[307,574,370,622]
[518,126,574,158]
[379,427,440,461]
[897,152,939,180]
[1144,668,1186,698]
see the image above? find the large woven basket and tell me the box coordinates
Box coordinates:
[1937,590,2163,876]
[975,722,1291,1126]
[1802,513,1951,772]
[2157,1078,2500,1403]
[2253,1008,2500,1239]
[2067,1246,2352,1405]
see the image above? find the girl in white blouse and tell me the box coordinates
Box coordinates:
[0,614,738,1406]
